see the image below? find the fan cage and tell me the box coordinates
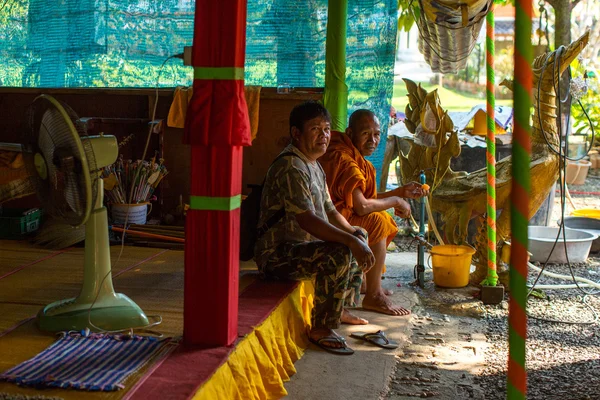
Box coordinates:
[23,96,98,227]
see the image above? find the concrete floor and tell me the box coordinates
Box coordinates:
[284,252,419,400]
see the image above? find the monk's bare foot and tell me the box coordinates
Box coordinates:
[362,292,410,316]
[360,273,393,295]
[361,285,393,296]
[341,308,369,325]
[309,328,344,349]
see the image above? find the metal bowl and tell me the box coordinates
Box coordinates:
[528,225,598,264]
[562,216,600,253]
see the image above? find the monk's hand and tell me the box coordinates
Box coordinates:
[399,182,427,199]
[394,199,411,219]
[349,238,375,273]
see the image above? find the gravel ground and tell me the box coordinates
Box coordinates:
[478,172,600,400]
[476,256,600,400]
[389,172,600,399]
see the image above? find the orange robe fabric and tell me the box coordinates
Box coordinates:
[319,131,398,246]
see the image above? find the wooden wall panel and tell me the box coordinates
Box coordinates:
[241,90,322,194]
[0,88,323,217]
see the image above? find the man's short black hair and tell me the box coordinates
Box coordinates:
[348,109,376,131]
[289,101,331,134]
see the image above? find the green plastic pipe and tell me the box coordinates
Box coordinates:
[324,0,349,132]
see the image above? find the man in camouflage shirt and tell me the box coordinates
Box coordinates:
[254,101,375,355]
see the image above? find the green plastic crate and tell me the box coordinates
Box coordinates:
[0,208,42,239]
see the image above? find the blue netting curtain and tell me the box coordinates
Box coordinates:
[246,0,398,174]
[0,0,397,174]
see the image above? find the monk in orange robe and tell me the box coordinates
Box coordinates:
[319,109,427,316]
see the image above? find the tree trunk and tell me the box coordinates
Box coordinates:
[553,0,572,48]
[379,135,399,192]
[476,44,482,84]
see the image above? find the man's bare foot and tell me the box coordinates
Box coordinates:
[309,328,345,349]
[341,308,369,325]
[362,292,410,316]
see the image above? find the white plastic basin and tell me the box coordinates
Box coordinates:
[563,217,600,253]
[528,226,598,264]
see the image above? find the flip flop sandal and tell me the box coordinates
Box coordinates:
[309,335,355,355]
[350,330,399,349]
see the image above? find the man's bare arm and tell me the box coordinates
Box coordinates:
[296,210,355,244]
[326,209,357,234]
[295,210,375,270]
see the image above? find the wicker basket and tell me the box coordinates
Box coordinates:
[415,0,493,73]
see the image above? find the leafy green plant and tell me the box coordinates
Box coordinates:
[570,59,600,142]
[397,0,420,32]
[572,79,600,142]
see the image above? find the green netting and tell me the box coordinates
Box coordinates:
[0,0,397,177]
[246,0,398,177]
[0,1,195,87]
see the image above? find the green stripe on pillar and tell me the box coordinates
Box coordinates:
[194,67,245,80]
[509,0,532,395]
[484,9,498,287]
[324,0,349,132]
[190,195,242,211]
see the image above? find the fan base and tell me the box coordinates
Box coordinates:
[37,294,150,332]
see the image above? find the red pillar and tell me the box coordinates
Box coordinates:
[183,1,250,347]
[185,146,242,346]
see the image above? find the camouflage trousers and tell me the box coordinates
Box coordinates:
[260,241,362,329]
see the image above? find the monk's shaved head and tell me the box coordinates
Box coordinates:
[346,109,380,157]
[348,109,377,131]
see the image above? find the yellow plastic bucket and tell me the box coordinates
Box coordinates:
[571,209,600,219]
[430,245,476,288]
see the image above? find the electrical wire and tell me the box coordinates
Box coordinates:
[85,54,184,336]
[525,44,600,325]
[529,47,598,295]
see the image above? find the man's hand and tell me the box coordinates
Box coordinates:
[348,237,375,273]
[355,227,368,244]
[394,198,411,219]
[398,182,428,199]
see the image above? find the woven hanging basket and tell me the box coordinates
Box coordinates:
[414,0,493,74]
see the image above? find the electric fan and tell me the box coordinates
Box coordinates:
[22,94,150,332]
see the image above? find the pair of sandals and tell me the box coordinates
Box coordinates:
[309,330,398,355]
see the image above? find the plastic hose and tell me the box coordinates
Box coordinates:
[530,284,594,289]
[424,197,445,245]
[528,262,600,289]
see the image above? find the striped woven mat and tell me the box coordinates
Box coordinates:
[0,333,174,391]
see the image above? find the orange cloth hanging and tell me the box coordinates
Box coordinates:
[243,86,261,141]
[319,131,398,247]
[167,86,194,129]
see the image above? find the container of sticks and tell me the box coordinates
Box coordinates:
[110,203,151,225]
[101,155,168,225]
